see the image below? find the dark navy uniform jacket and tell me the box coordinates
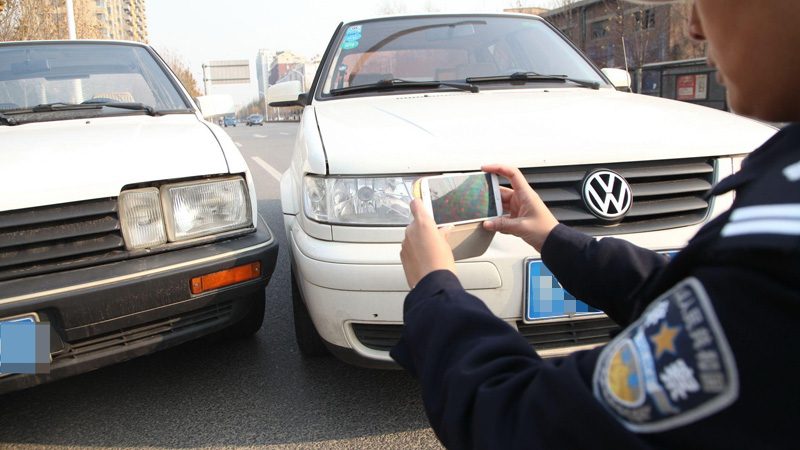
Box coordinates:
[391,124,800,449]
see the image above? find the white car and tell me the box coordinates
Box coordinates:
[269,13,775,367]
[0,40,278,392]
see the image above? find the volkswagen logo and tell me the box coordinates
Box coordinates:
[582,169,633,221]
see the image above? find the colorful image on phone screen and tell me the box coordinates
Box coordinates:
[428,173,497,224]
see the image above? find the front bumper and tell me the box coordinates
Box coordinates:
[0,216,278,394]
[286,213,702,367]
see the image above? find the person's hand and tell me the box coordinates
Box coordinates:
[400,198,456,288]
[481,164,559,253]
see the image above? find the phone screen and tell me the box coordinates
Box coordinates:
[427,173,498,224]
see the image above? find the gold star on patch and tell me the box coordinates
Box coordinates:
[650,322,681,359]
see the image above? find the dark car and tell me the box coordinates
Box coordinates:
[246,114,264,126]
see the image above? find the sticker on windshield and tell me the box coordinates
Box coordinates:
[344,33,361,42]
[342,41,359,50]
[346,25,362,35]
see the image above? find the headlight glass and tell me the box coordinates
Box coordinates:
[304,175,416,225]
[119,188,167,250]
[162,178,252,241]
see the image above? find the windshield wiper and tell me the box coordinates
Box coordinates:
[5,102,160,116]
[0,111,18,126]
[331,78,479,96]
[466,72,601,90]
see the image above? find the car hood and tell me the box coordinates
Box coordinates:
[313,88,776,175]
[0,115,229,211]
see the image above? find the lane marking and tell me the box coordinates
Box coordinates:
[254,134,268,138]
[251,156,283,181]
[235,142,243,148]
[280,132,290,136]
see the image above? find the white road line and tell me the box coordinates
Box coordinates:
[251,156,283,181]
[235,142,243,148]
[280,132,290,135]
[254,134,268,138]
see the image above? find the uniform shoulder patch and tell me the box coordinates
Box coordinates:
[592,277,739,433]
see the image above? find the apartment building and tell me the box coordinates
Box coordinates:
[95,0,147,42]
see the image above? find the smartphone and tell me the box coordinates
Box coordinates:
[415,171,503,227]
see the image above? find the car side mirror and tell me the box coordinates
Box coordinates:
[195,94,235,118]
[601,68,631,91]
[268,81,307,107]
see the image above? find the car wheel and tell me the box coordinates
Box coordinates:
[217,291,266,340]
[292,270,330,356]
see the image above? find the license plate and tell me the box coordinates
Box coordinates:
[0,314,40,376]
[523,252,678,323]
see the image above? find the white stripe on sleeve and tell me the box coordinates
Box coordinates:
[721,219,800,237]
[729,204,800,222]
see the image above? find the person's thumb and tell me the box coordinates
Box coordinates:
[439,224,454,239]
[484,215,514,235]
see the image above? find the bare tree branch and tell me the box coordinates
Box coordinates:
[0,0,101,41]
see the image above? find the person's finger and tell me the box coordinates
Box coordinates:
[499,186,514,202]
[483,215,514,234]
[482,164,529,192]
[409,198,427,221]
[439,224,454,239]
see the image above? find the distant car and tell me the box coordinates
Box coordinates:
[269,13,776,368]
[246,114,264,126]
[0,40,279,393]
[223,115,236,127]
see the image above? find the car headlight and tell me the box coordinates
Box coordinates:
[304,175,416,225]
[119,188,167,250]
[119,177,252,250]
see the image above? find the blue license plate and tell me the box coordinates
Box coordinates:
[0,314,39,375]
[524,253,677,322]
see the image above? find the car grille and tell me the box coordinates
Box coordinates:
[501,157,716,235]
[52,301,233,362]
[516,316,619,350]
[0,198,126,281]
[352,317,619,353]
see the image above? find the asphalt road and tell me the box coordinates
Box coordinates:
[0,122,443,450]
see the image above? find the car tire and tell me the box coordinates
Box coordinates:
[217,291,266,340]
[292,270,330,356]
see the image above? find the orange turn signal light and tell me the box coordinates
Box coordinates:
[191,261,261,294]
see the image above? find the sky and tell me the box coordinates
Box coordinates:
[147,0,557,107]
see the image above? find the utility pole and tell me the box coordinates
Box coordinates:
[65,0,77,39]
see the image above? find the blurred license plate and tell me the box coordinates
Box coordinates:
[523,252,678,323]
[0,314,39,375]
[524,260,602,323]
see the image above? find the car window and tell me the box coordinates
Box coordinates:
[319,15,607,97]
[0,43,190,112]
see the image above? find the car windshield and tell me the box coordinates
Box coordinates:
[0,42,191,121]
[319,15,607,97]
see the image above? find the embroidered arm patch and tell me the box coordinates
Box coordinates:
[592,277,739,433]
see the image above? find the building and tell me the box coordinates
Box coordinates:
[508,1,704,76]
[256,49,276,98]
[95,0,147,42]
[269,50,307,86]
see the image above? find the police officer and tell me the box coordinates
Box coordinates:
[392,1,800,448]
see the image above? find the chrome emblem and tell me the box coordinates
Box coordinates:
[582,170,632,221]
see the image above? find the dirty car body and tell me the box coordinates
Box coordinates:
[0,40,278,392]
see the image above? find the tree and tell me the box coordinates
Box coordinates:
[377,0,407,15]
[0,0,101,42]
[423,0,439,13]
[159,48,203,98]
[667,2,706,60]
